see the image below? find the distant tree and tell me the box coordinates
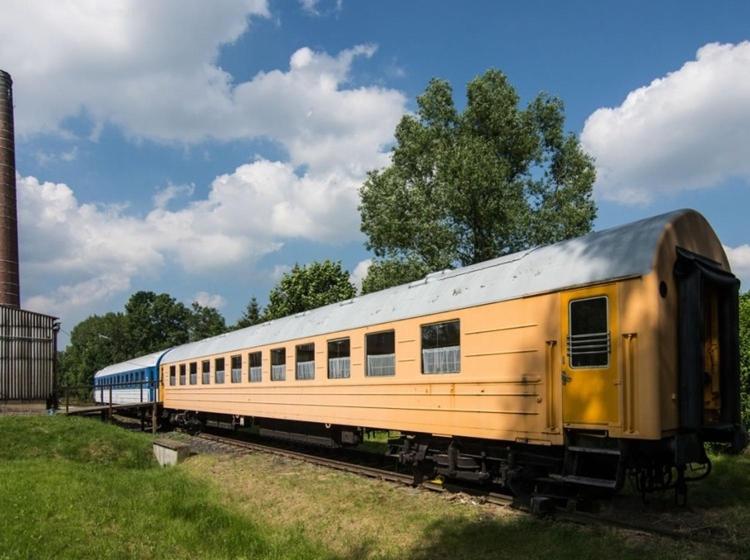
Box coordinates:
[235,296,263,329]
[265,260,356,320]
[59,312,131,387]
[124,291,191,354]
[188,302,227,341]
[361,257,429,295]
[359,69,596,278]
[740,291,750,425]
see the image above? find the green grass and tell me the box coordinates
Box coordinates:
[186,449,732,560]
[1,416,746,559]
[0,416,334,560]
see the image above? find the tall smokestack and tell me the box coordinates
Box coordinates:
[0,69,20,307]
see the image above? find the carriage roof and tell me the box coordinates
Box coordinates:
[94,350,169,378]
[163,209,708,363]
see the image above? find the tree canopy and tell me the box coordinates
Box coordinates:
[124,291,192,354]
[361,257,429,295]
[264,260,356,320]
[235,296,263,329]
[60,291,228,387]
[59,312,131,387]
[188,302,227,341]
[359,69,596,291]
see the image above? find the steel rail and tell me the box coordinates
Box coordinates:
[189,431,741,553]
[192,432,514,508]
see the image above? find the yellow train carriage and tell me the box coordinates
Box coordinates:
[160,209,746,497]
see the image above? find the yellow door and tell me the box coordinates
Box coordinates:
[561,284,619,426]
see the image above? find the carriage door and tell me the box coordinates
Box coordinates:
[561,285,619,426]
[675,248,741,432]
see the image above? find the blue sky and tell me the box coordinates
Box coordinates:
[3,1,750,344]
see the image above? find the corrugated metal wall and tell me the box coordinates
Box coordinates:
[0,305,58,401]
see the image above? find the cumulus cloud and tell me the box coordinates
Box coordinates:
[35,147,78,167]
[271,264,293,281]
[299,0,343,16]
[153,183,195,210]
[349,258,372,293]
[581,42,750,204]
[18,151,368,316]
[725,244,750,290]
[0,3,404,178]
[193,291,227,309]
[6,5,407,324]
[1,0,269,138]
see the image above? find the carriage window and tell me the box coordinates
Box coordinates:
[366,331,395,376]
[248,352,262,382]
[201,360,210,384]
[271,348,286,381]
[169,366,175,386]
[179,364,186,385]
[231,355,242,383]
[568,296,610,368]
[215,358,225,384]
[296,343,315,380]
[328,338,350,379]
[189,362,197,385]
[422,320,460,374]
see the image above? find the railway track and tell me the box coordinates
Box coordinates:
[190,431,743,555]
[192,431,514,507]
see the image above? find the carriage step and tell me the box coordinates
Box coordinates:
[567,445,621,456]
[548,473,618,489]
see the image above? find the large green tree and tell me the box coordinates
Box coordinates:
[740,291,750,425]
[59,312,131,387]
[235,296,263,329]
[124,291,192,355]
[188,302,227,341]
[359,70,596,291]
[60,291,204,388]
[361,257,429,295]
[265,260,356,320]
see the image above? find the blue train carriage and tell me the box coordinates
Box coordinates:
[93,350,170,405]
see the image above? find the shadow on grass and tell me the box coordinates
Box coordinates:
[398,509,703,560]
[689,452,750,507]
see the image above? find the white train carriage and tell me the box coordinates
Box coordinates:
[93,350,168,405]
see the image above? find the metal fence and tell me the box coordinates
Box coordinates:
[0,305,59,401]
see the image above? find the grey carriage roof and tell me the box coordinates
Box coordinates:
[164,209,695,363]
[94,350,168,378]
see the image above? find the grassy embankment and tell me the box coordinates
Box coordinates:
[1,415,748,559]
[0,416,332,560]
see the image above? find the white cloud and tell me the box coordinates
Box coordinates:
[1,4,404,178]
[299,0,320,14]
[6,6,407,324]
[18,153,367,317]
[298,0,343,16]
[725,244,750,290]
[271,264,292,281]
[349,258,372,293]
[581,42,750,204]
[153,183,195,210]
[192,291,227,309]
[35,147,78,167]
[1,0,269,138]
[24,274,131,317]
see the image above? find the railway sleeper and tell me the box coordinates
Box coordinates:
[167,411,713,508]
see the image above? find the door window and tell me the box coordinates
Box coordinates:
[568,296,610,368]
